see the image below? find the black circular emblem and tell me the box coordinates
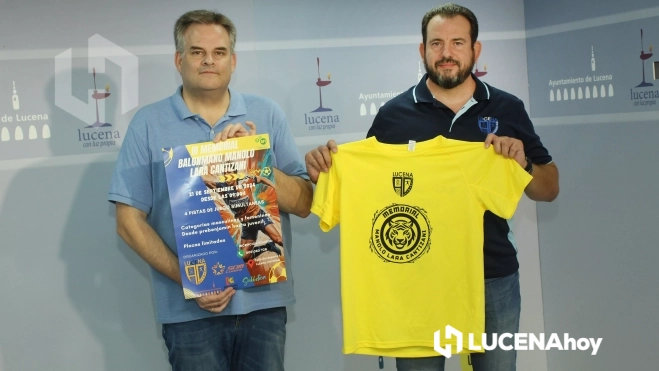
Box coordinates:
[370,204,431,263]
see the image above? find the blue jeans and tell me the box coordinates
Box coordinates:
[396,272,521,371]
[162,307,287,371]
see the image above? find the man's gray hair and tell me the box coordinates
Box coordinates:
[174,10,237,54]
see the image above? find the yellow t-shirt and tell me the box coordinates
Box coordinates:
[311,136,532,357]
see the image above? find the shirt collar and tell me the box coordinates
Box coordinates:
[171,86,247,121]
[413,73,491,104]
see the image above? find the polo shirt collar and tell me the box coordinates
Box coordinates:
[413,73,491,104]
[225,88,247,118]
[171,86,247,121]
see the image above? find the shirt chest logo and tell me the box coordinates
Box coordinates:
[392,172,414,197]
[478,116,499,134]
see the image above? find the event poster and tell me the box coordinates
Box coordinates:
[163,134,287,299]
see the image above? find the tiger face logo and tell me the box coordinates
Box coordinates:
[386,220,415,250]
[370,204,431,263]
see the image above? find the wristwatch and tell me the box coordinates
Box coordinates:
[524,157,534,175]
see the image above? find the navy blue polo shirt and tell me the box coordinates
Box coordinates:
[367,73,552,279]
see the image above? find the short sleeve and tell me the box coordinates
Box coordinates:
[310,152,341,232]
[461,147,532,219]
[515,101,553,165]
[107,109,153,214]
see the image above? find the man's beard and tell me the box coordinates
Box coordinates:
[424,54,475,89]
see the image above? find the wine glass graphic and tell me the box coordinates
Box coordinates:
[636,29,654,88]
[473,63,487,78]
[12,81,20,110]
[88,68,112,128]
[311,57,332,113]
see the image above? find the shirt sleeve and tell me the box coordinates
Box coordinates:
[310,152,340,232]
[514,101,553,165]
[107,109,153,214]
[460,147,532,219]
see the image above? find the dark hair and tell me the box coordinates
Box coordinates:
[174,10,236,54]
[421,4,479,46]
